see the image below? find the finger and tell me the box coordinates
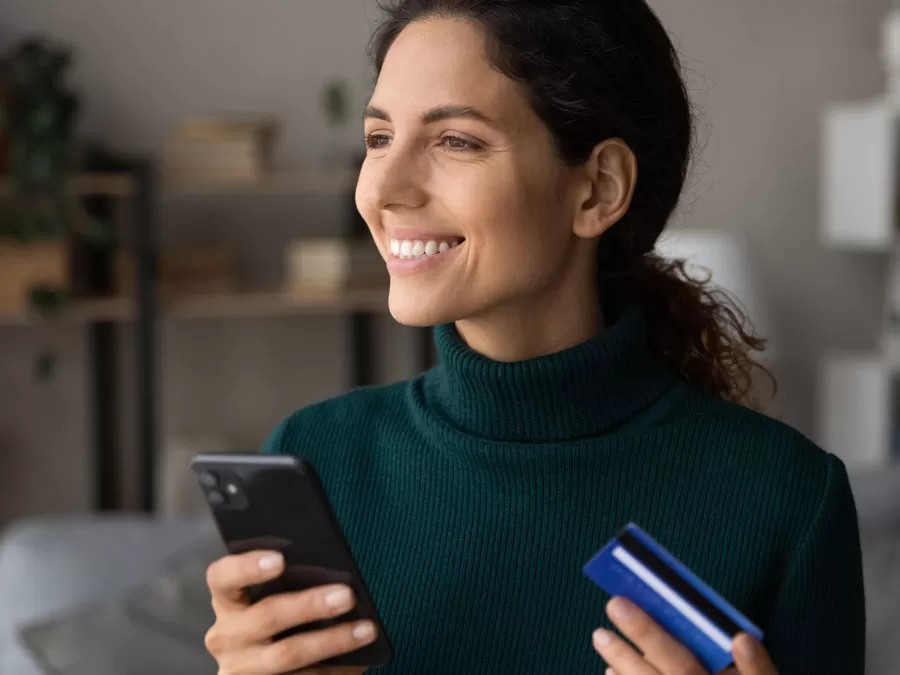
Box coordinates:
[593,628,659,675]
[241,584,357,642]
[732,633,777,675]
[607,597,705,675]
[251,620,379,674]
[207,551,285,607]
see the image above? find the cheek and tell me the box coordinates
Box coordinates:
[451,167,571,284]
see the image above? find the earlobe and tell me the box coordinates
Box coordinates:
[572,138,638,240]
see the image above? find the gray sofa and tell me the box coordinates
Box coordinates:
[0,467,898,675]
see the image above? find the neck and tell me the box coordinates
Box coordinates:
[454,276,605,362]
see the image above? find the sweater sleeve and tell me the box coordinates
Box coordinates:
[764,454,866,675]
[260,415,291,454]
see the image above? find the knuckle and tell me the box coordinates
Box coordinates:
[254,591,314,636]
[263,638,304,672]
[254,603,282,638]
[605,639,629,658]
[304,627,349,662]
[293,587,329,620]
[619,609,651,637]
[204,625,225,655]
[206,560,223,590]
[207,555,240,591]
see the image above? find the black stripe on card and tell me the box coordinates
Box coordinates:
[618,531,741,639]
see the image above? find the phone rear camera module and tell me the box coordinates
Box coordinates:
[207,490,226,506]
[198,471,219,489]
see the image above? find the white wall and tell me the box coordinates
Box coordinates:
[0,0,892,518]
[656,0,892,427]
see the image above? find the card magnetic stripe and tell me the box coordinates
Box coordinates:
[617,531,741,638]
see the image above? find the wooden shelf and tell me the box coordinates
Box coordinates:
[0,297,132,326]
[166,287,389,318]
[163,170,358,197]
[0,173,137,199]
[0,286,390,326]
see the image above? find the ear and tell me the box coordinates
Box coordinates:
[571,138,638,240]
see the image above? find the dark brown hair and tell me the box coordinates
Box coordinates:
[371,0,773,408]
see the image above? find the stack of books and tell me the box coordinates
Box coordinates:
[116,248,233,298]
[163,119,276,184]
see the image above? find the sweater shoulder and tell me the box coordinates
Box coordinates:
[690,393,829,463]
[674,389,853,528]
[261,380,410,457]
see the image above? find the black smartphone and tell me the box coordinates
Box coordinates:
[190,453,392,668]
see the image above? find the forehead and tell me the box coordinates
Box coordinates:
[372,18,528,122]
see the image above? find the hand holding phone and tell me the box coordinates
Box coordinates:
[193,453,392,672]
[204,549,376,675]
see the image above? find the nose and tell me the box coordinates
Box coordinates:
[359,141,427,212]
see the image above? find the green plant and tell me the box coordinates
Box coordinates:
[321,78,351,128]
[1,37,79,239]
[0,37,101,379]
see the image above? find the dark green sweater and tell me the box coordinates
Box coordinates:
[263,308,866,674]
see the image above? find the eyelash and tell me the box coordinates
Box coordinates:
[363,133,482,152]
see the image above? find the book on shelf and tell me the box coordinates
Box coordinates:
[116,248,234,298]
[163,118,276,184]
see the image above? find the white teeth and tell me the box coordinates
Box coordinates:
[389,237,462,259]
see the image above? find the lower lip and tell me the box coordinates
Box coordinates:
[385,243,464,277]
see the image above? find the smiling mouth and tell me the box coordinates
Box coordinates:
[389,236,465,260]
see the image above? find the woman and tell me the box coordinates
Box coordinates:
[203,1,866,673]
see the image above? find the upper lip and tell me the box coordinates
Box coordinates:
[386,227,465,242]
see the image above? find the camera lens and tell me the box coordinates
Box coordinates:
[207,490,226,506]
[198,472,218,489]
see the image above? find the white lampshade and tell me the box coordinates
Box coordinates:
[654,230,776,361]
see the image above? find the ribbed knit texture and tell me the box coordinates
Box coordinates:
[263,308,866,674]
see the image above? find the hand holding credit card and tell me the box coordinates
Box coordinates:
[584,524,764,674]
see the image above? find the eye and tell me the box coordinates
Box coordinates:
[365,133,392,150]
[439,135,482,152]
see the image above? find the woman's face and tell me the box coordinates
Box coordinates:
[356,18,591,328]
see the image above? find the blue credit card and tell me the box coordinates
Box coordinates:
[583,524,763,674]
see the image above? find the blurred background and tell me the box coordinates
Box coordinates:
[0,1,899,674]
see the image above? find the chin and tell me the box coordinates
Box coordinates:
[388,284,460,327]
[388,297,449,328]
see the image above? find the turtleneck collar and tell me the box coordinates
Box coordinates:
[420,306,679,442]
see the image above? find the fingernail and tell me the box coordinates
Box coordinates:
[258,553,283,571]
[324,586,353,609]
[734,633,756,658]
[593,628,614,647]
[353,621,376,642]
[607,597,635,620]
[606,669,616,675]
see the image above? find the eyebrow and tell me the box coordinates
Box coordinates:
[364,104,497,127]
